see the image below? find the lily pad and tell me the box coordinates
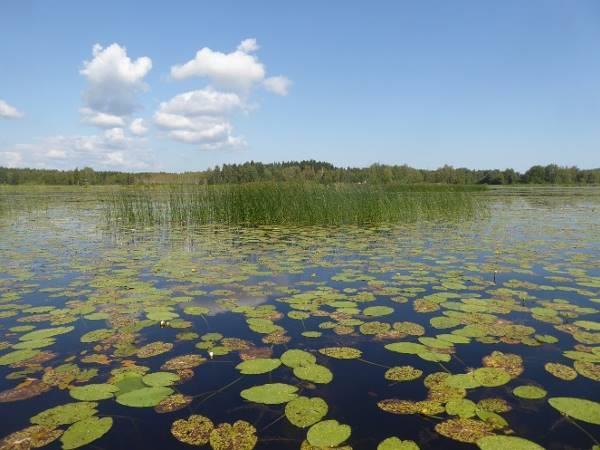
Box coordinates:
[544,362,577,381]
[142,372,181,387]
[137,341,173,358]
[171,415,214,446]
[240,383,298,404]
[384,366,423,382]
[307,420,351,448]
[209,420,257,450]
[0,349,40,365]
[512,385,547,400]
[473,368,511,387]
[377,437,420,450]
[69,384,119,401]
[476,435,544,450]
[319,347,362,359]
[155,393,193,413]
[384,342,427,355]
[30,402,98,427]
[293,364,333,384]
[285,396,328,428]
[60,416,113,449]
[116,387,174,407]
[0,425,62,449]
[236,358,282,375]
[435,418,493,443]
[548,397,600,425]
[281,349,316,368]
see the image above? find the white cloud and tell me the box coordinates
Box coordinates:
[263,76,292,96]
[0,99,24,119]
[159,88,242,116]
[129,118,148,136]
[80,107,126,128]
[154,87,245,149]
[237,38,259,53]
[0,151,22,167]
[80,43,152,118]
[170,39,266,91]
[1,134,155,170]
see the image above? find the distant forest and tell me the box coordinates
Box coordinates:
[1,161,599,185]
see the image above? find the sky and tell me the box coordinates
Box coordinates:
[0,1,599,172]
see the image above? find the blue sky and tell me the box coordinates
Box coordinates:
[0,1,599,172]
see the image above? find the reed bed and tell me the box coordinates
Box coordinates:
[105,182,486,226]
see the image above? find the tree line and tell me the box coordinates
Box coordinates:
[0,161,598,185]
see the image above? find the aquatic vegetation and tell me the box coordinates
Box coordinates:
[0,186,598,449]
[69,383,119,401]
[0,425,62,449]
[240,383,298,404]
[476,435,544,450]
[30,402,98,427]
[60,416,112,449]
[293,364,333,384]
[236,358,281,375]
[384,366,423,382]
[285,397,328,428]
[548,397,600,425]
[115,387,174,407]
[105,182,486,227]
[512,385,547,400]
[434,418,493,443]
[544,362,578,380]
[318,347,362,359]
[377,437,420,450]
[171,415,214,446]
[209,420,257,450]
[306,420,351,448]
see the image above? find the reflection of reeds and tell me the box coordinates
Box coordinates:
[105,182,487,226]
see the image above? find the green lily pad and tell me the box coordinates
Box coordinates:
[473,368,511,387]
[116,387,174,407]
[0,349,40,365]
[319,347,362,359]
[293,364,333,384]
[281,349,316,368]
[544,362,577,381]
[69,384,119,401]
[445,373,481,389]
[384,342,428,355]
[171,415,214,445]
[363,306,394,317]
[446,399,477,418]
[378,437,420,450]
[384,366,423,382]
[236,358,282,375]
[19,326,74,341]
[435,418,493,443]
[513,385,547,400]
[240,383,298,404]
[476,435,544,450]
[80,329,113,343]
[142,372,181,387]
[60,416,113,449]
[548,397,600,425]
[285,396,328,428]
[307,420,351,448]
[209,420,257,450]
[31,402,98,427]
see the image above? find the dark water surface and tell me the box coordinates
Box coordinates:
[0,187,599,450]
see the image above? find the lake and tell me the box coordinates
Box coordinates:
[0,186,598,450]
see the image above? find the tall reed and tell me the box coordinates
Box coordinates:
[105,182,486,226]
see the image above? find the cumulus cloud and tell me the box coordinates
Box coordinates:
[80,43,152,117]
[170,38,268,92]
[1,134,155,170]
[129,118,148,136]
[0,99,24,119]
[263,76,292,96]
[80,107,126,128]
[161,39,290,149]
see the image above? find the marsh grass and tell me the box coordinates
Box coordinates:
[105,182,487,226]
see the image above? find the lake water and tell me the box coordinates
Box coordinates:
[0,187,599,450]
